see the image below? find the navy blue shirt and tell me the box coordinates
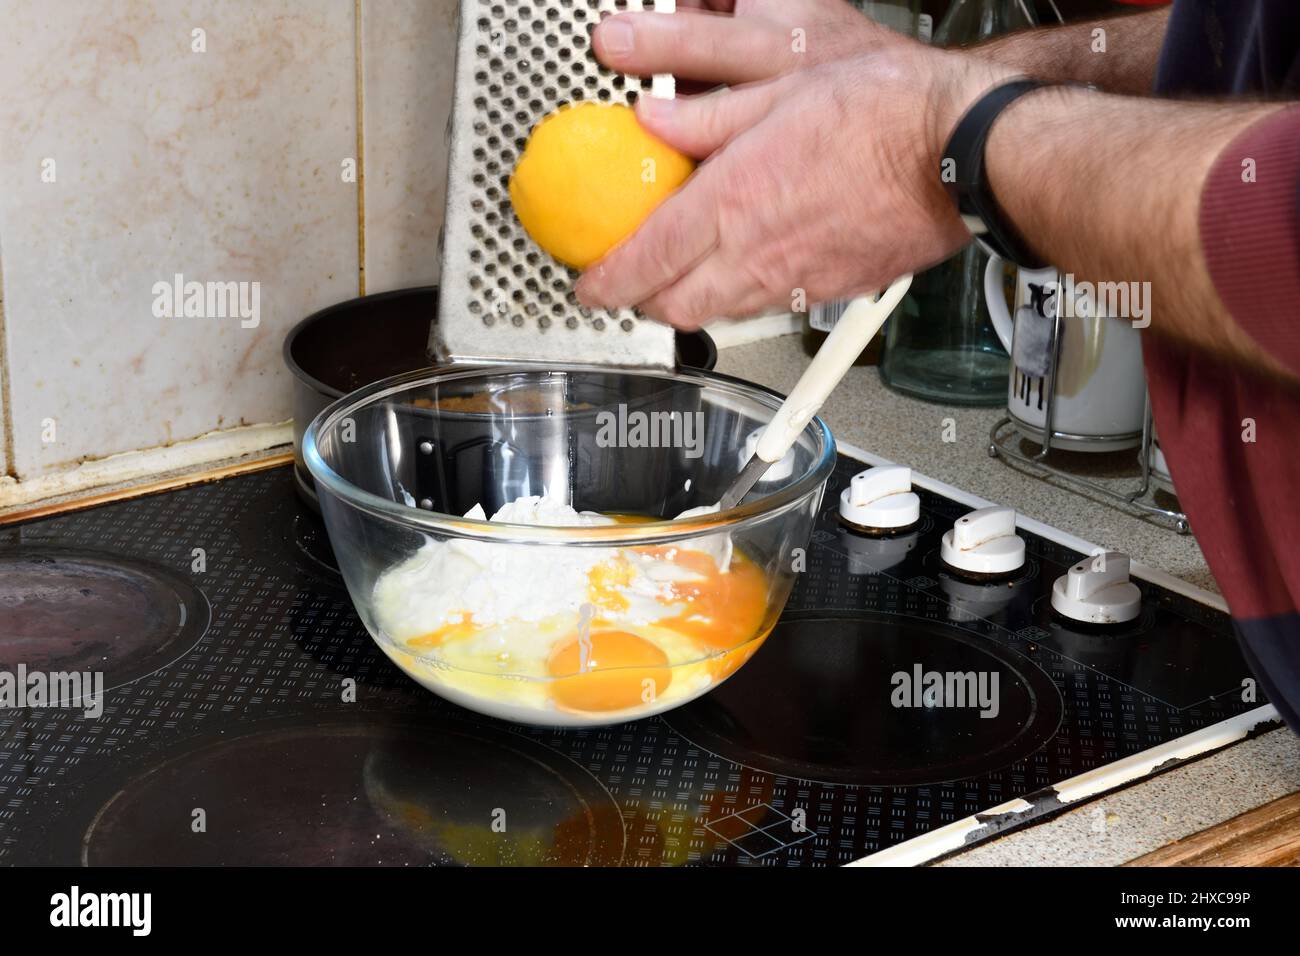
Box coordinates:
[1156,0,1300,95]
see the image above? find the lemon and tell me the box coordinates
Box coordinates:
[508,102,695,270]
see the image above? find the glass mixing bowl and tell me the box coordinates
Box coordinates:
[304,365,835,727]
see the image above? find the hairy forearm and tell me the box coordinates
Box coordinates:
[970,8,1170,95]
[983,86,1292,378]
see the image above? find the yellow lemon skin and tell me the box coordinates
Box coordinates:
[509,102,695,270]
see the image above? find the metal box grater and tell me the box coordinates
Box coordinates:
[433,0,679,369]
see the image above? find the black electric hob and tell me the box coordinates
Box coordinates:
[0,456,1272,866]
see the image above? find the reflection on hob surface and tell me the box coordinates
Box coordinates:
[0,460,1271,866]
[34,715,624,867]
[233,489,344,589]
[0,548,210,690]
[665,612,1062,787]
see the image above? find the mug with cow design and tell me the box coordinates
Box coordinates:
[984,256,1146,452]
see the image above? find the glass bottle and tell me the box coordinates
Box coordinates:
[878,0,1038,405]
[801,0,923,366]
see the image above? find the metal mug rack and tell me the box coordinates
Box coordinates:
[986,291,1190,534]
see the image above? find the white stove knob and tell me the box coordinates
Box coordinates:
[1051,552,1142,624]
[740,429,796,482]
[940,506,1025,575]
[839,465,920,530]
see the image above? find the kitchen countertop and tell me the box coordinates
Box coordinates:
[717,335,1212,591]
[716,333,1300,866]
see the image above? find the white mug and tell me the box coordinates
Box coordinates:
[984,256,1146,452]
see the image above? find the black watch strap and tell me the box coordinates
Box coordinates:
[942,78,1049,270]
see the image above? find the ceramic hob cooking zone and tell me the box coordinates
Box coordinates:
[0,449,1275,867]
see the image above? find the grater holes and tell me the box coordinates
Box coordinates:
[461,0,663,344]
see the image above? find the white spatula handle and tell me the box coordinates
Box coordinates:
[754,274,913,464]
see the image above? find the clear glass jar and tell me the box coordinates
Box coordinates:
[801,0,922,366]
[879,0,1038,405]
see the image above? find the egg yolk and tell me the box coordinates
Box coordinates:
[644,548,773,650]
[547,629,672,713]
[408,614,480,649]
[586,555,634,614]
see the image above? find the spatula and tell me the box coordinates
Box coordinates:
[715,275,914,511]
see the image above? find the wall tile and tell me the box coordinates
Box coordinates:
[360,0,458,294]
[0,0,360,480]
[0,283,8,478]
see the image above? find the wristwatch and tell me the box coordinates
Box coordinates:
[941,78,1050,270]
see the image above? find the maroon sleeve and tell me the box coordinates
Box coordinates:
[1198,106,1300,375]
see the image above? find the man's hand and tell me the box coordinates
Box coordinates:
[592,0,887,87]
[576,46,1012,328]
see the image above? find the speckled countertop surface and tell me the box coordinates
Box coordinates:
[717,335,1212,591]
[716,334,1300,866]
